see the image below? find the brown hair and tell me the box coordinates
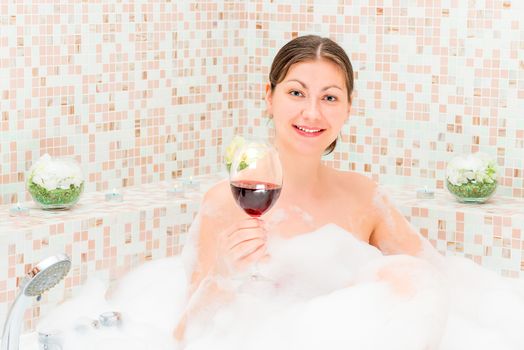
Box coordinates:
[268,35,354,155]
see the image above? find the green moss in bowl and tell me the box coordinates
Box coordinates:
[445,180,497,203]
[28,180,84,209]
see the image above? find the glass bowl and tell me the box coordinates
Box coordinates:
[27,154,84,210]
[445,152,497,203]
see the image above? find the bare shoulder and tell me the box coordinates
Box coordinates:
[201,179,232,209]
[327,170,425,256]
[199,179,243,234]
[328,167,378,203]
[200,179,237,221]
[191,180,238,274]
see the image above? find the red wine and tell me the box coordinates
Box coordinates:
[230,180,282,217]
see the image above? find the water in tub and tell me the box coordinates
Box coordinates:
[35,220,524,350]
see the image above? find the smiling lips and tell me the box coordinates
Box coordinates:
[293,124,326,137]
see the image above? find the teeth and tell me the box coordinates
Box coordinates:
[296,126,322,133]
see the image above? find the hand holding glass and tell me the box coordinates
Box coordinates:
[229,138,283,279]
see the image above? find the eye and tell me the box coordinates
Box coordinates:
[324,95,337,102]
[289,90,304,97]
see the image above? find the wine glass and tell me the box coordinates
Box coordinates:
[229,137,283,280]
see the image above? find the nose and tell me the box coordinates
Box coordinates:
[301,98,321,121]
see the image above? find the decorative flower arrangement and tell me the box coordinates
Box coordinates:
[445,152,497,203]
[27,154,84,209]
[224,135,269,173]
[225,135,246,172]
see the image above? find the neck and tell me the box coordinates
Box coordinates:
[276,143,324,198]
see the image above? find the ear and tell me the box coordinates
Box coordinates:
[345,104,351,121]
[264,83,273,115]
[345,92,353,120]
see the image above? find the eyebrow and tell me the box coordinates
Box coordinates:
[284,79,343,91]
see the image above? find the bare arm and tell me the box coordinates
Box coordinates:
[174,181,267,341]
[369,187,442,264]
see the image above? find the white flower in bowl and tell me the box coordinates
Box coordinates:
[28,154,84,209]
[225,135,246,171]
[29,154,84,191]
[446,153,497,186]
[445,152,498,203]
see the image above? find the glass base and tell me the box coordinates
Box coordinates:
[40,204,76,210]
[446,180,496,204]
[34,197,80,210]
[454,196,491,204]
[237,276,276,296]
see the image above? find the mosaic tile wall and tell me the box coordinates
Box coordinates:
[386,185,524,279]
[244,0,524,198]
[0,0,248,205]
[2,0,524,205]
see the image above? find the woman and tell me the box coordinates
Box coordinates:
[174,35,444,344]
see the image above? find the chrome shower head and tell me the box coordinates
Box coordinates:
[1,254,71,350]
[22,254,71,297]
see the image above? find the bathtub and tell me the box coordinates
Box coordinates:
[2,174,524,348]
[13,222,524,350]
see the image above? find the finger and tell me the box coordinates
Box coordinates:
[230,238,266,261]
[241,244,268,264]
[226,218,263,238]
[217,226,264,253]
[234,245,268,272]
[257,251,271,263]
[227,228,267,250]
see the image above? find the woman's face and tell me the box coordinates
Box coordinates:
[265,59,351,157]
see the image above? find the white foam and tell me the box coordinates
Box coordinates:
[37,258,186,350]
[37,223,524,350]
